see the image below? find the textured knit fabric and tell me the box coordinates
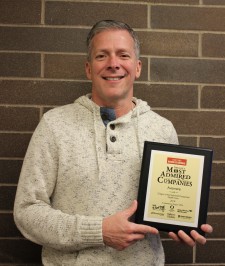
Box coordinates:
[14,94,178,266]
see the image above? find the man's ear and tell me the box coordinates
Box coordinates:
[85,61,92,80]
[135,60,142,79]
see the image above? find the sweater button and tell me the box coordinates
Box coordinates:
[110,124,115,130]
[110,136,116,142]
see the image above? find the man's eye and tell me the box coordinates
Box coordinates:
[96,54,105,60]
[121,54,130,59]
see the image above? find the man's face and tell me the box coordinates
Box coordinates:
[85,29,142,106]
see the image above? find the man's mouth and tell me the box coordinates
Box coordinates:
[102,75,126,81]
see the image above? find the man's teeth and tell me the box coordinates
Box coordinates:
[106,77,120,80]
[104,77,123,80]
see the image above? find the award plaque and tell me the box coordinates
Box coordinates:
[135,141,213,236]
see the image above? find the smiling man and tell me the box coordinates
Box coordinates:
[14,20,212,266]
[85,26,141,117]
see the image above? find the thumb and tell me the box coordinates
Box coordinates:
[123,200,138,218]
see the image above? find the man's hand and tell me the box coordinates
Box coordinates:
[102,200,158,251]
[168,224,213,247]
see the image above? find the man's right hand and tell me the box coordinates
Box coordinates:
[102,200,159,251]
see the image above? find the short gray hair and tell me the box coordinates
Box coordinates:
[86,20,140,61]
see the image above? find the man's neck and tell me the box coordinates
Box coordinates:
[113,101,135,118]
[91,96,135,118]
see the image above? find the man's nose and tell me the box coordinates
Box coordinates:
[107,56,120,70]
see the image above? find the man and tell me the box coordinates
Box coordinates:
[14,20,212,265]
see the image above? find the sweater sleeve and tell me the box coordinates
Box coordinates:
[13,116,104,252]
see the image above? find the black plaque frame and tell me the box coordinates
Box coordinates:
[135,141,213,236]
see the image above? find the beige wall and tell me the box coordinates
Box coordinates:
[0,0,224,265]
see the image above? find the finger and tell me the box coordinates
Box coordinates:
[201,224,213,234]
[168,232,182,243]
[178,230,195,247]
[130,233,146,242]
[190,230,206,245]
[135,224,158,235]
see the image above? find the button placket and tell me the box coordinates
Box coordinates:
[109,123,116,142]
[106,123,120,155]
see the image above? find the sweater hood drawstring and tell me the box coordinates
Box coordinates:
[92,106,102,179]
[74,94,102,178]
[134,104,142,159]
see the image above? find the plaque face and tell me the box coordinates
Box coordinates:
[135,141,213,236]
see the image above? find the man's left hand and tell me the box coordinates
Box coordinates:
[168,224,213,247]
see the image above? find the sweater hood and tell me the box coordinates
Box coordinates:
[75,93,151,118]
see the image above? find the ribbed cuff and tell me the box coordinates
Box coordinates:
[79,216,103,245]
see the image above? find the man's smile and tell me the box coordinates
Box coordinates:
[102,75,126,81]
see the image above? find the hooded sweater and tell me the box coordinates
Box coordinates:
[14,94,178,266]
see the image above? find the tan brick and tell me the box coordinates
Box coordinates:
[166,265,211,266]
[138,31,198,57]
[0,0,41,24]
[201,86,225,109]
[0,27,88,53]
[178,137,198,147]
[163,241,193,264]
[156,110,225,135]
[196,240,225,263]
[211,163,225,186]
[139,57,148,81]
[0,160,22,184]
[0,186,16,210]
[151,58,225,84]
[0,53,40,78]
[44,54,87,80]
[203,0,225,4]
[208,189,225,212]
[149,0,198,3]
[77,0,198,2]
[45,2,147,28]
[151,6,225,31]
[0,214,22,237]
[0,80,91,106]
[134,84,198,108]
[200,137,225,161]
[0,133,32,158]
[207,215,225,238]
[0,239,41,263]
[202,34,225,58]
[0,107,39,131]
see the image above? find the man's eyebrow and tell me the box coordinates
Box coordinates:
[94,48,131,54]
[95,49,108,53]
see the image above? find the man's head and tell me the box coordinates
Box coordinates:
[85,20,142,109]
[86,20,140,61]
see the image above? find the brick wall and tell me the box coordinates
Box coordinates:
[0,0,224,265]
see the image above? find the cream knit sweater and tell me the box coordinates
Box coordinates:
[14,94,178,265]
